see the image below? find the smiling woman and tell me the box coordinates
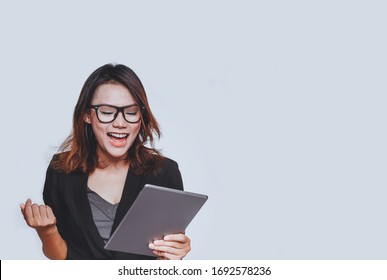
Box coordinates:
[51,64,163,176]
[84,83,143,164]
[19,64,191,260]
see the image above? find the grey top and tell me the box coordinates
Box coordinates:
[87,187,119,244]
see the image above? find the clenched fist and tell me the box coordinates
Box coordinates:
[20,199,57,236]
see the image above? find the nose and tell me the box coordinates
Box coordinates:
[112,111,127,128]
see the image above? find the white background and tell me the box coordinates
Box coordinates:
[1,0,386,259]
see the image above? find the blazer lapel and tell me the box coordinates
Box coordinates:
[73,171,112,259]
[112,169,145,233]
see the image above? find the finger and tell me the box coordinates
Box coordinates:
[164,233,188,243]
[23,198,32,215]
[38,206,49,224]
[39,205,47,216]
[24,200,34,221]
[153,250,161,256]
[20,204,26,219]
[153,240,185,249]
[154,251,182,260]
[150,245,181,256]
[31,204,41,219]
[46,206,56,222]
[25,198,32,208]
[39,205,47,219]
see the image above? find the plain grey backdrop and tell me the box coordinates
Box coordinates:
[1,0,386,259]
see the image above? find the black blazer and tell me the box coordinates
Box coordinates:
[43,156,184,259]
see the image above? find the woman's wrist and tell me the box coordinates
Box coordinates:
[36,224,58,239]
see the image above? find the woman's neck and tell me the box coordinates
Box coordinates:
[96,149,129,170]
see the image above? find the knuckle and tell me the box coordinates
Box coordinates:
[28,221,36,227]
[35,219,43,227]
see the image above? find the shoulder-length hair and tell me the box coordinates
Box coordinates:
[51,63,163,175]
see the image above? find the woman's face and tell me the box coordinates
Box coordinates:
[84,83,141,163]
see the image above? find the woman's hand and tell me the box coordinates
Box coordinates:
[20,198,57,236]
[149,233,191,260]
[20,198,67,259]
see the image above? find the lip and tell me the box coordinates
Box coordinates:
[107,133,129,147]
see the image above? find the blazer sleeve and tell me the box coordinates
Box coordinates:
[42,165,67,238]
[42,164,78,259]
[43,164,84,259]
[166,159,184,191]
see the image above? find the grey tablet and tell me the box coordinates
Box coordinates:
[104,184,208,256]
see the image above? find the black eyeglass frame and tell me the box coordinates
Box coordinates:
[87,104,145,124]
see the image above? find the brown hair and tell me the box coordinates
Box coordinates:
[51,64,163,175]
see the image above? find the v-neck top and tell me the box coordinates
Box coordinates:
[43,155,184,260]
[87,186,119,244]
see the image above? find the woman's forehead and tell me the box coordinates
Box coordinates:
[92,83,136,105]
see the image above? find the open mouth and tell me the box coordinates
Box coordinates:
[107,132,129,139]
[107,132,129,146]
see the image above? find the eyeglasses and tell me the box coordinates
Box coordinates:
[88,104,143,123]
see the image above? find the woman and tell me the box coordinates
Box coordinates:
[20,64,191,260]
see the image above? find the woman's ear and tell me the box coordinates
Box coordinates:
[83,113,91,124]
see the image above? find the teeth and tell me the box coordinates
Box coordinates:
[108,133,128,138]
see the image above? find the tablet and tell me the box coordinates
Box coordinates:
[104,184,208,256]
